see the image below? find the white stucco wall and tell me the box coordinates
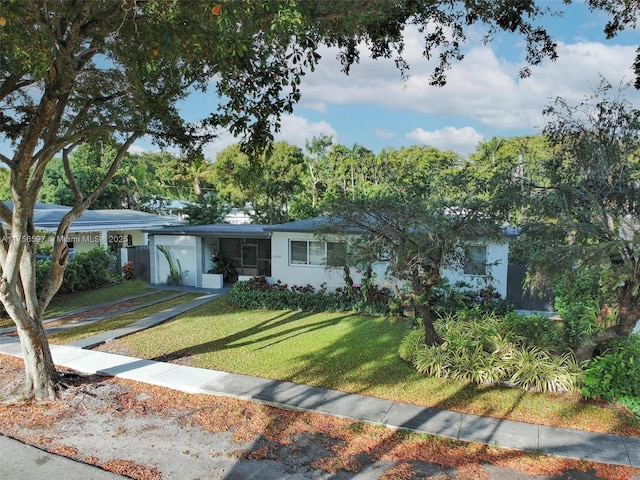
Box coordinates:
[271,232,401,291]
[441,242,509,299]
[271,231,509,297]
[152,234,198,287]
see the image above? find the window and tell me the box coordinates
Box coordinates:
[289,240,345,266]
[464,245,487,276]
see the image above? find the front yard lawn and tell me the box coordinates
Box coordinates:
[0,280,155,329]
[48,293,203,344]
[101,296,640,436]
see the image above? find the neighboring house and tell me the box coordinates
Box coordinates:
[2,201,184,256]
[225,206,253,225]
[147,216,512,298]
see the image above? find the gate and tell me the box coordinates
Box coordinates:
[125,245,150,282]
[506,264,554,311]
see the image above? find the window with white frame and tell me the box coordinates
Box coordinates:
[289,240,345,266]
[463,245,487,276]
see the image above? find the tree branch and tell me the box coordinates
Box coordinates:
[62,141,83,202]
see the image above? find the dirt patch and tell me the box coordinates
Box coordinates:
[1,354,639,480]
[48,300,147,326]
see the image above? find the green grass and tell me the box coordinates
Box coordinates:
[109,297,640,435]
[48,293,202,344]
[0,280,155,329]
[45,280,155,317]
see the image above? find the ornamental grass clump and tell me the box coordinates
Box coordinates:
[400,310,584,393]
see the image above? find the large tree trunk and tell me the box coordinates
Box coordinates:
[15,319,59,399]
[416,302,442,346]
[411,269,443,347]
[1,256,63,399]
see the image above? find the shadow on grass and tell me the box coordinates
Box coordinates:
[280,314,415,393]
[151,310,353,362]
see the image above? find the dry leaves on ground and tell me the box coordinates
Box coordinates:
[1,354,639,480]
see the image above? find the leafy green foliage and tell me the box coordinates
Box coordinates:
[582,335,640,404]
[208,253,238,282]
[37,248,118,295]
[323,145,504,346]
[229,277,389,315]
[402,310,584,393]
[157,246,188,285]
[398,329,425,363]
[553,270,616,348]
[523,82,640,356]
[211,142,307,223]
[502,312,566,352]
[432,281,514,318]
[183,192,230,225]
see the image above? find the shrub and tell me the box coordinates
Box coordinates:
[36,247,118,295]
[553,270,616,348]
[501,311,566,352]
[582,334,640,404]
[413,345,452,378]
[60,247,115,293]
[122,260,135,280]
[398,329,425,363]
[400,309,584,393]
[229,278,390,315]
[503,347,583,393]
[431,281,514,318]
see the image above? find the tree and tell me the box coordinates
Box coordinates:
[524,80,640,360]
[1,0,636,399]
[326,147,499,346]
[304,134,334,211]
[466,135,554,226]
[172,153,216,199]
[182,192,230,226]
[38,148,183,211]
[211,142,306,223]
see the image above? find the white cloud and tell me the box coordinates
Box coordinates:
[406,126,485,156]
[374,129,396,139]
[128,144,149,155]
[297,27,639,133]
[274,115,338,148]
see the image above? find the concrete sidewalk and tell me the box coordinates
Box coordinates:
[1,289,639,472]
[0,435,129,480]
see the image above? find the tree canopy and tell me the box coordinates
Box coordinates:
[522,81,640,359]
[1,0,638,400]
[324,146,500,346]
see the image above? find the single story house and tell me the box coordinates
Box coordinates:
[147,216,512,298]
[2,201,184,257]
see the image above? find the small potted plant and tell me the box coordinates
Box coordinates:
[208,252,237,282]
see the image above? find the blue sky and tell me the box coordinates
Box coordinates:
[164,0,636,161]
[3,2,637,163]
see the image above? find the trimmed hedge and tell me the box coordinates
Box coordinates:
[228,276,390,315]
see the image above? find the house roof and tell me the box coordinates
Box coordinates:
[2,202,184,232]
[145,215,519,239]
[264,216,362,234]
[267,215,519,239]
[145,223,272,237]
